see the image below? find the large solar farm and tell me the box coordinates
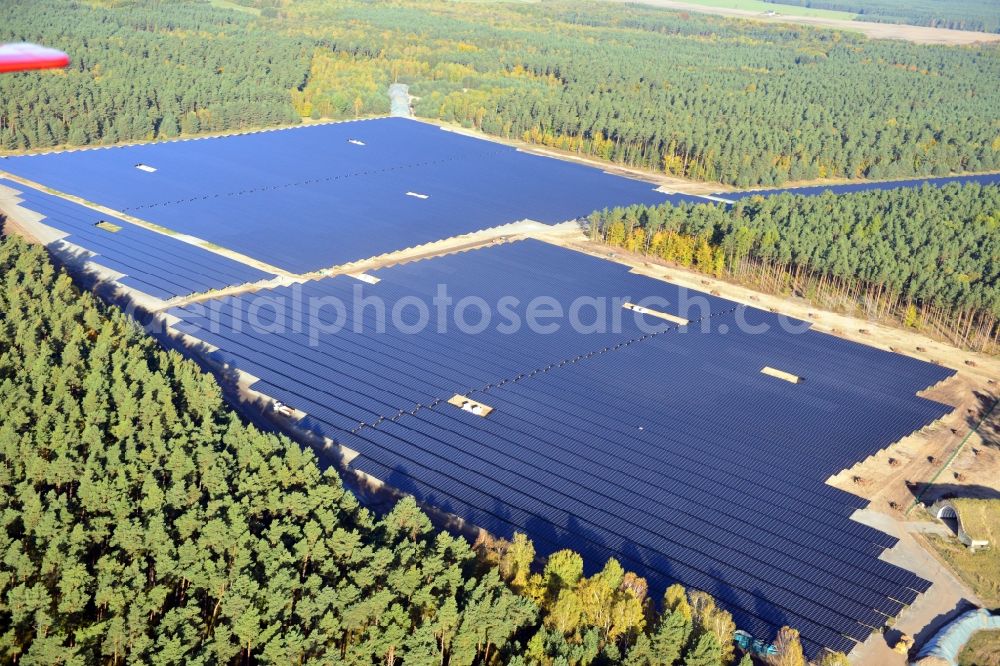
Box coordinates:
[0,118,970,658]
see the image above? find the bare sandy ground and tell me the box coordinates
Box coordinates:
[602,0,1000,44]
[167,220,559,310]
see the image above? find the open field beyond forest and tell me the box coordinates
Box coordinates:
[644,0,858,20]
[605,0,1000,44]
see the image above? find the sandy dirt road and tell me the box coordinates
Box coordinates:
[601,0,1000,45]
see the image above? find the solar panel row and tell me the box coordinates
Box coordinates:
[4,117,995,278]
[329,330,938,655]
[0,179,272,298]
[0,118,691,272]
[714,172,1000,201]
[169,239,954,657]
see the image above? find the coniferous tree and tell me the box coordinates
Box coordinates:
[589,184,1000,352]
[682,632,722,666]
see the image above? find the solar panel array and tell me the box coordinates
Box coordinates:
[169,239,954,657]
[0,178,273,299]
[714,172,1000,202]
[0,118,689,272]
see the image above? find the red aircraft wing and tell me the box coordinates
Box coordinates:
[0,42,70,73]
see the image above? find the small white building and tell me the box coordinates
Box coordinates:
[933,500,991,552]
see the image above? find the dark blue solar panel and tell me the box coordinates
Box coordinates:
[0,178,272,298]
[713,172,1000,202]
[169,238,953,657]
[0,118,691,272]
[4,119,994,274]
